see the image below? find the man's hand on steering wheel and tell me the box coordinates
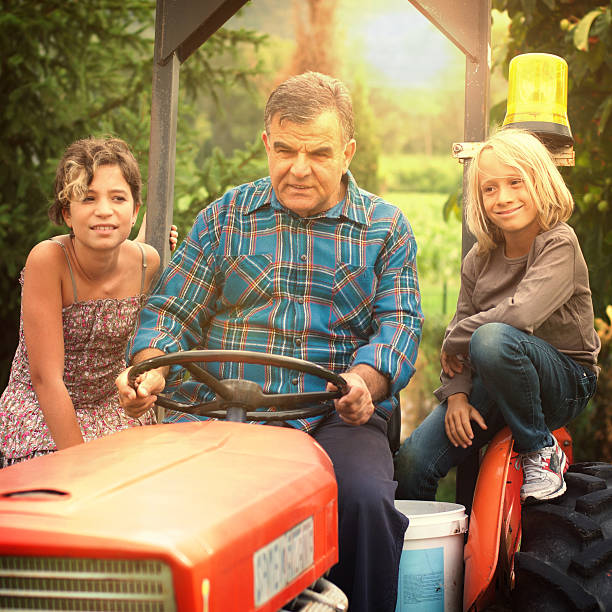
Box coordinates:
[328,372,376,426]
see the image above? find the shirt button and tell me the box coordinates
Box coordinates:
[298,298,304,304]
[300,254,307,261]
[295,338,302,345]
[292,378,299,385]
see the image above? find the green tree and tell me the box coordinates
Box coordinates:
[350,75,381,194]
[0,1,266,386]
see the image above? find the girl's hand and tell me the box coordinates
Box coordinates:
[136,215,178,251]
[444,393,487,448]
[116,366,166,418]
[169,224,178,251]
[441,350,465,377]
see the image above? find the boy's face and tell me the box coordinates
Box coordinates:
[479,148,539,247]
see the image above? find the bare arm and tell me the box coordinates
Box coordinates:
[22,243,83,449]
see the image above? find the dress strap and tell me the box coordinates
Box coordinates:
[135,241,147,294]
[49,238,78,302]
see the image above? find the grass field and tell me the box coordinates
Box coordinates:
[384,191,462,319]
[384,191,463,502]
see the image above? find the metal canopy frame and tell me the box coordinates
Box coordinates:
[146,0,491,264]
[146,0,492,507]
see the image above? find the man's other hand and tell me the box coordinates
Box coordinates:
[327,372,375,426]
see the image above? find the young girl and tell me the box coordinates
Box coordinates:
[396,128,600,504]
[0,136,171,467]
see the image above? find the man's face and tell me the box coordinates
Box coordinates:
[262,110,356,217]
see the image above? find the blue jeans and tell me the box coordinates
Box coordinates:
[395,322,597,500]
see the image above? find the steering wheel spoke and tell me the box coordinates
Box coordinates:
[155,394,224,416]
[183,362,230,398]
[262,390,343,409]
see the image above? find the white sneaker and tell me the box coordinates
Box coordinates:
[520,439,568,503]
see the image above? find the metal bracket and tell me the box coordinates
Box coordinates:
[452,141,575,166]
[451,142,482,161]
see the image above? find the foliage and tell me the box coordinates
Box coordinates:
[387,190,462,313]
[586,306,612,461]
[0,1,266,386]
[0,0,154,384]
[379,154,462,195]
[284,0,340,78]
[491,0,612,318]
[368,85,464,157]
[350,76,381,194]
[172,137,268,233]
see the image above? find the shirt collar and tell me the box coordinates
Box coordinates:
[245,172,369,226]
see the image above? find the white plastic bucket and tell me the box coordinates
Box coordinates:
[395,500,468,612]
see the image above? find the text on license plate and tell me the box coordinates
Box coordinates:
[253,516,314,607]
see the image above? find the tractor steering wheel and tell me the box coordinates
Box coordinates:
[127,350,349,423]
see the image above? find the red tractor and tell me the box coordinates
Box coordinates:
[2,354,610,612]
[0,351,350,611]
[458,425,612,611]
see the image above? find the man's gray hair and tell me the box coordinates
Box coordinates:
[264,71,354,143]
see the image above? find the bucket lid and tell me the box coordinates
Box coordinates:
[395,500,468,540]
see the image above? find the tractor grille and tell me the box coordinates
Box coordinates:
[0,556,176,611]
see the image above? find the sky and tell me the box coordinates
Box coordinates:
[338,0,462,88]
[231,0,464,89]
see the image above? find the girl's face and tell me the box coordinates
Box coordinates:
[478,148,540,246]
[62,164,139,250]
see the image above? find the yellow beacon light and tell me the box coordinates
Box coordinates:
[503,53,573,146]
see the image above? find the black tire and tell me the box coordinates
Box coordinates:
[511,462,612,612]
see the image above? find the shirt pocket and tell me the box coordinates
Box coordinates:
[330,263,377,335]
[219,254,275,308]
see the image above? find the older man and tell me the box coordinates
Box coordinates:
[117,71,423,611]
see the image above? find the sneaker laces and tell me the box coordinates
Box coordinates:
[521,450,549,483]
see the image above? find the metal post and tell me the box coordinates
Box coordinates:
[145,1,180,269]
[146,0,248,270]
[455,2,491,513]
[146,53,179,269]
[461,2,491,258]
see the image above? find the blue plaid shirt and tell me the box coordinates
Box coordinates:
[127,172,423,431]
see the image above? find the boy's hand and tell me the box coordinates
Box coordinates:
[441,350,465,377]
[444,393,487,448]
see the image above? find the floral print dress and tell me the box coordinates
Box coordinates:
[0,244,155,467]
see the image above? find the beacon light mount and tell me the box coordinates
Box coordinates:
[452,53,575,167]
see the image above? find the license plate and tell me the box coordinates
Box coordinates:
[253,516,314,607]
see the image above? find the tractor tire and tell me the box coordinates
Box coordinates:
[511,462,612,612]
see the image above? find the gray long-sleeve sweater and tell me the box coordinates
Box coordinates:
[435,222,601,403]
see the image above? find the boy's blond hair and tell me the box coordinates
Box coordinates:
[466,128,574,254]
